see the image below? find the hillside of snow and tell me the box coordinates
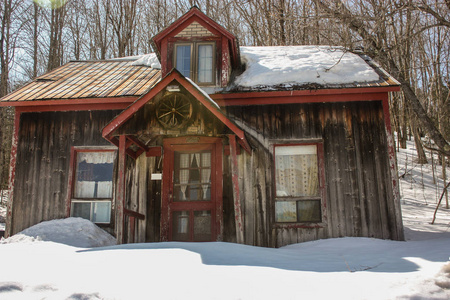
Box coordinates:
[0,138,449,299]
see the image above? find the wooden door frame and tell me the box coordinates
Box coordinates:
[160,136,223,241]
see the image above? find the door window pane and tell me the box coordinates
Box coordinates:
[174,151,211,201]
[176,45,191,78]
[198,44,213,83]
[172,211,190,241]
[194,210,211,241]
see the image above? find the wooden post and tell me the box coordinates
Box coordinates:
[228,134,244,244]
[5,110,20,238]
[116,135,127,244]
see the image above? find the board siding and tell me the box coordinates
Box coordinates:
[11,110,121,235]
[225,101,401,247]
[10,100,402,248]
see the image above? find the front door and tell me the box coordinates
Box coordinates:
[161,137,223,241]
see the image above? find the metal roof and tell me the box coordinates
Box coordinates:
[0,60,161,103]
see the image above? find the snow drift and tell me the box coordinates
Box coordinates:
[0,217,116,248]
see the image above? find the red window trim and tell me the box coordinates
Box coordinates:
[65,147,117,220]
[272,142,327,228]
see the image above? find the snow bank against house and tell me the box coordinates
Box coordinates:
[235,46,380,87]
[0,217,116,248]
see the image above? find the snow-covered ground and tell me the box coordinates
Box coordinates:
[0,139,449,300]
[0,190,6,232]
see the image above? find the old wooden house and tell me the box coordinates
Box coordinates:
[0,7,403,247]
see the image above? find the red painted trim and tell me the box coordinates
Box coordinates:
[5,110,20,238]
[65,147,77,218]
[14,103,130,113]
[272,142,327,226]
[153,7,236,51]
[0,96,137,108]
[146,146,162,157]
[212,89,400,106]
[65,148,116,219]
[102,70,251,153]
[161,136,223,242]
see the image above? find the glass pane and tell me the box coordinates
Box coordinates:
[275,145,318,197]
[174,151,211,202]
[194,210,211,241]
[198,44,213,83]
[72,202,91,220]
[74,151,114,199]
[92,202,111,223]
[176,45,191,78]
[172,211,190,241]
[297,200,321,222]
[275,201,297,222]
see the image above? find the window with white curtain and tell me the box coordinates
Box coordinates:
[274,144,322,223]
[70,150,115,224]
[174,151,211,201]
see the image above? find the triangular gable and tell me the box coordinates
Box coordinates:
[102,69,250,156]
[151,6,240,69]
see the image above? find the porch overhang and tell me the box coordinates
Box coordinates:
[102,69,251,157]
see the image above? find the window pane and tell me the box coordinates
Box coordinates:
[172,211,190,241]
[93,202,111,223]
[174,151,211,201]
[297,200,321,222]
[74,152,114,199]
[194,210,211,241]
[275,145,319,197]
[72,202,91,220]
[198,44,213,83]
[275,201,297,222]
[176,45,191,78]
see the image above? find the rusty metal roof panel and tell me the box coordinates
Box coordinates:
[1,60,162,103]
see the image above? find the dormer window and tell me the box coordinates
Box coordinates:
[175,42,215,85]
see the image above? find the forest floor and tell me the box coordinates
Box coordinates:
[0,138,449,299]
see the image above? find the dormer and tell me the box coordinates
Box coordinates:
[152,7,240,88]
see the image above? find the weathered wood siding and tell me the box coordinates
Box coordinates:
[11,110,120,235]
[224,101,402,247]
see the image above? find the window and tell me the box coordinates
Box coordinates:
[70,150,115,224]
[174,42,215,84]
[274,144,323,223]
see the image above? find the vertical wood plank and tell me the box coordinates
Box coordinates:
[116,135,126,244]
[228,134,244,244]
[5,111,20,238]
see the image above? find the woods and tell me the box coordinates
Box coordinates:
[0,0,448,197]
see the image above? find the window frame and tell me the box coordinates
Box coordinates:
[174,41,216,86]
[66,147,116,225]
[272,142,327,227]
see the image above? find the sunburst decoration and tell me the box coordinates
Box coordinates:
[156,93,193,129]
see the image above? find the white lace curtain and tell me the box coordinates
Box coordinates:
[178,152,211,200]
[275,146,319,198]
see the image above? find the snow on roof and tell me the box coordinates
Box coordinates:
[234,46,380,88]
[131,53,161,69]
[0,217,116,248]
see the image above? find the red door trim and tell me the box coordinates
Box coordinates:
[161,136,223,242]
